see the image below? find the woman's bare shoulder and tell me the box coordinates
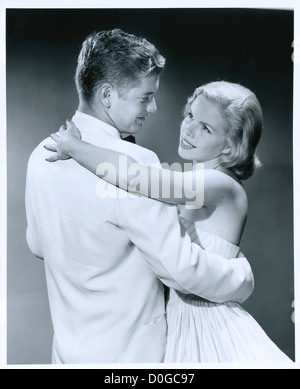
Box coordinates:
[204,168,248,209]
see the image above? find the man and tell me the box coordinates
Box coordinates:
[25,29,254,364]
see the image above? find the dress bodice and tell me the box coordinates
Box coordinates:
[168,216,241,305]
[179,215,241,259]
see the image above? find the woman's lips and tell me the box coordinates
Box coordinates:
[180,138,196,149]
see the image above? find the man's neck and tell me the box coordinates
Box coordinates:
[77,101,121,135]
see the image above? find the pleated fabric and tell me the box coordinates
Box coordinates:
[164,218,292,363]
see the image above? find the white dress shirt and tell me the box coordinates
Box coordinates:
[25,111,254,364]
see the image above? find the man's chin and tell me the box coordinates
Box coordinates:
[130,126,143,134]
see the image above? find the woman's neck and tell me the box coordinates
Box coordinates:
[193,157,220,170]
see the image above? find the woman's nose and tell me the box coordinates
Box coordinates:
[184,125,195,138]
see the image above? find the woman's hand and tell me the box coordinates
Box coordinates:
[44,120,82,162]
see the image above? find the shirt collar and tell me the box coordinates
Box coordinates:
[73,110,121,140]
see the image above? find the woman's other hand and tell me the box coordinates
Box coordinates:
[44,120,81,162]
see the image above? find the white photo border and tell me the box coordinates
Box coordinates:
[0,0,299,370]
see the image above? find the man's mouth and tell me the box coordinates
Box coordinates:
[180,138,196,149]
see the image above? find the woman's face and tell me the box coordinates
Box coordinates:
[178,94,228,163]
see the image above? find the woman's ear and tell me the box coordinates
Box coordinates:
[222,146,231,155]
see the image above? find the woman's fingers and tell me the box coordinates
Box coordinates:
[66,119,82,139]
[59,125,67,134]
[66,119,73,128]
[50,133,60,142]
[45,155,59,163]
[44,143,57,152]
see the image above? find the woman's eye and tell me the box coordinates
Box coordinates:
[187,112,193,119]
[202,124,211,133]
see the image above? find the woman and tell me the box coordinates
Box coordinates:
[45,81,292,363]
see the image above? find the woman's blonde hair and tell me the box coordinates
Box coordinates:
[184,81,263,180]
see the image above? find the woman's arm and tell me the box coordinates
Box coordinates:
[45,121,235,209]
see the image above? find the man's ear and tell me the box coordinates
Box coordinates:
[96,84,113,108]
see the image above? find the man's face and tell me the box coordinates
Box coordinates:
[109,74,160,135]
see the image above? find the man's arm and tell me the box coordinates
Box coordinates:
[26,227,44,260]
[113,195,254,304]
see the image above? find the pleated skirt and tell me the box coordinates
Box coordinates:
[164,292,292,363]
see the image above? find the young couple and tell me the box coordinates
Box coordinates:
[26,28,291,364]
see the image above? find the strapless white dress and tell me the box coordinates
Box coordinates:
[164,216,292,363]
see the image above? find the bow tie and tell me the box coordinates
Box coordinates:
[122,135,136,144]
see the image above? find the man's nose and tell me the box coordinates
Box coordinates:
[147,97,157,113]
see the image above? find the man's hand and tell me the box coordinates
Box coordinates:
[44,120,81,162]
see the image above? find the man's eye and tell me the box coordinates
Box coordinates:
[140,96,150,103]
[187,112,193,118]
